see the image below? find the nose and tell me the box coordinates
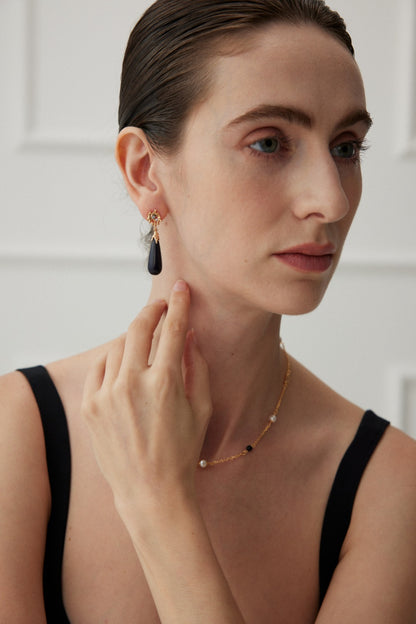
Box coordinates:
[291,149,351,223]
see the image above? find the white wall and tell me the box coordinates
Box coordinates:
[0,0,415,436]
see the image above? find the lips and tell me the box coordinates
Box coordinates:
[274,243,336,273]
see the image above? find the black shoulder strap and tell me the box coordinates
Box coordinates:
[18,365,71,624]
[319,410,390,605]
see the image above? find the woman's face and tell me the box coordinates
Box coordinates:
[159,22,370,315]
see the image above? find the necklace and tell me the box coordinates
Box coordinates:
[198,344,291,469]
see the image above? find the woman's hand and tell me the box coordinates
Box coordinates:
[81,280,212,516]
[81,281,246,623]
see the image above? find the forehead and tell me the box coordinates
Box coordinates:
[196,22,365,130]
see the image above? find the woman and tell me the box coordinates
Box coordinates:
[1,0,415,622]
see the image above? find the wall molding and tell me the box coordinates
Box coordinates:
[387,364,416,436]
[396,0,416,158]
[0,246,416,271]
[18,0,416,155]
[338,251,416,272]
[0,246,145,266]
[21,131,115,151]
[20,0,114,151]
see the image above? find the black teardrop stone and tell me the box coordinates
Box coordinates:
[148,238,162,275]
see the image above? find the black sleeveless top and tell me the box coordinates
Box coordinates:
[18,365,390,622]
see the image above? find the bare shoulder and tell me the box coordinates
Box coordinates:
[316,427,416,621]
[44,338,120,412]
[291,356,416,515]
[0,369,51,494]
[0,369,51,513]
[0,341,115,622]
[287,360,416,621]
[287,356,369,441]
[295,362,416,621]
[0,371,50,621]
[349,421,416,528]
[370,420,416,476]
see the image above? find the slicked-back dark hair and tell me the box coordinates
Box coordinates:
[119,0,354,154]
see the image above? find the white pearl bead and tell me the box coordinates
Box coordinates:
[199,459,208,468]
[270,414,277,422]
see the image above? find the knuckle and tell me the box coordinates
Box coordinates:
[113,334,126,351]
[200,400,213,422]
[114,374,137,403]
[113,376,129,397]
[166,317,186,336]
[153,365,177,397]
[128,314,149,334]
[129,300,165,333]
[82,393,100,420]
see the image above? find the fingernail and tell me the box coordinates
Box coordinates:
[173,279,187,292]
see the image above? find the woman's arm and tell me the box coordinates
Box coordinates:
[118,493,245,624]
[0,372,49,623]
[82,280,245,623]
[316,426,416,623]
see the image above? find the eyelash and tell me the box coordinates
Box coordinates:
[248,133,293,160]
[248,133,370,165]
[331,138,370,165]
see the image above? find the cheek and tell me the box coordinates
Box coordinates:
[337,172,362,249]
[175,142,287,242]
[216,154,288,221]
[342,165,362,210]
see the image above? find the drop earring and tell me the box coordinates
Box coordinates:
[146,211,162,275]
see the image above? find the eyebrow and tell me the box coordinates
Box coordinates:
[225,104,373,133]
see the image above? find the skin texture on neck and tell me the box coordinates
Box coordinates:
[148,278,284,460]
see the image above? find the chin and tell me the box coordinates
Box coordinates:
[281,299,324,316]
[266,282,330,316]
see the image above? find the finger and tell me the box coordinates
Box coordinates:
[120,299,167,373]
[83,352,107,401]
[183,330,212,424]
[152,280,190,370]
[103,335,126,384]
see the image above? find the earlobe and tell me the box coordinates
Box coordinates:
[115,127,165,218]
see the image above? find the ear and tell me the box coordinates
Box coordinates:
[115,127,167,219]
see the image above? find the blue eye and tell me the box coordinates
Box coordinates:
[250,137,280,154]
[331,142,358,159]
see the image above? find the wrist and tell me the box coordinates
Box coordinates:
[115,485,245,624]
[114,482,201,547]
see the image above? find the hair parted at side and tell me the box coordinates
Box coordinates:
[118,0,354,154]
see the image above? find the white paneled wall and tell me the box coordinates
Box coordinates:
[396,0,416,158]
[1,0,415,435]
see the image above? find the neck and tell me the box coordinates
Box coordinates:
[148,276,287,461]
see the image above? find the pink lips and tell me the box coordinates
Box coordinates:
[274,243,336,273]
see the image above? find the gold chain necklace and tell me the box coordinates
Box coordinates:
[198,344,291,469]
